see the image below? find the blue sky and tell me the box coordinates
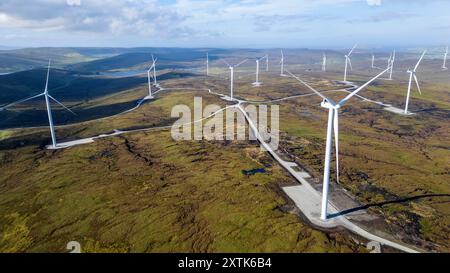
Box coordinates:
[0,0,449,49]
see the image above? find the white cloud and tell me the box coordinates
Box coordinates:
[0,0,447,47]
[367,0,381,6]
[0,0,187,37]
[67,0,81,6]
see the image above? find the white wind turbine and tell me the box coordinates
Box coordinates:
[151,54,159,87]
[253,55,268,87]
[387,52,392,68]
[404,51,426,115]
[222,59,248,100]
[443,46,448,70]
[388,50,396,80]
[371,54,375,69]
[146,58,157,99]
[280,50,286,76]
[322,53,327,72]
[343,44,357,82]
[0,60,76,149]
[287,66,390,220]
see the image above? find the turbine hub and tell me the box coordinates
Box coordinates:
[321,100,336,109]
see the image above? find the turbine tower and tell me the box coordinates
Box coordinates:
[280,50,285,76]
[287,66,390,221]
[443,46,448,70]
[253,55,268,87]
[371,54,375,69]
[151,54,159,87]
[146,59,156,99]
[404,51,426,115]
[0,60,76,149]
[322,53,327,72]
[222,59,248,100]
[343,44,357,82]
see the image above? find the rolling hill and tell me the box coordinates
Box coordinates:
[68,50,219,73]
[0,69,198,129]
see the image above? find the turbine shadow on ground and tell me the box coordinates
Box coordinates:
[328,194,450,219]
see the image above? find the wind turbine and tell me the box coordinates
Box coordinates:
[151,54,159,87]
[387,52,392,68]
[146,59,156,99]
[287,66,389,221]
[253,55,268,87]
[322,53,327,72]
[443,46,448,70]
[280,50,286,76]
[404,51,426,115]
[371,54,375,69]
[343,44,357,82]
[0,60,76,149]
[206,52,210,76]
[388,50,396,80]
[221,59,248,100]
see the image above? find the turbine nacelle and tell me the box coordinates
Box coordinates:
[320,99,339,110]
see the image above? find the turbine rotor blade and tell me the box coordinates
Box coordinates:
[48,95,77,115]
[285,70,330,102]
[45,60,51,93]
[221,59,231,67]
[413,74,422,95]
[147,69,154,80]
[348,44,357,56]
[338,66,390,106]
[0,93,44,111]
[333,109,339,184]
[348,57,353,71]
[235,59,248,67]
[414,50,427,71]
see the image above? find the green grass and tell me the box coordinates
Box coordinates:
[0,131,363,253]
[0,131,12,140]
